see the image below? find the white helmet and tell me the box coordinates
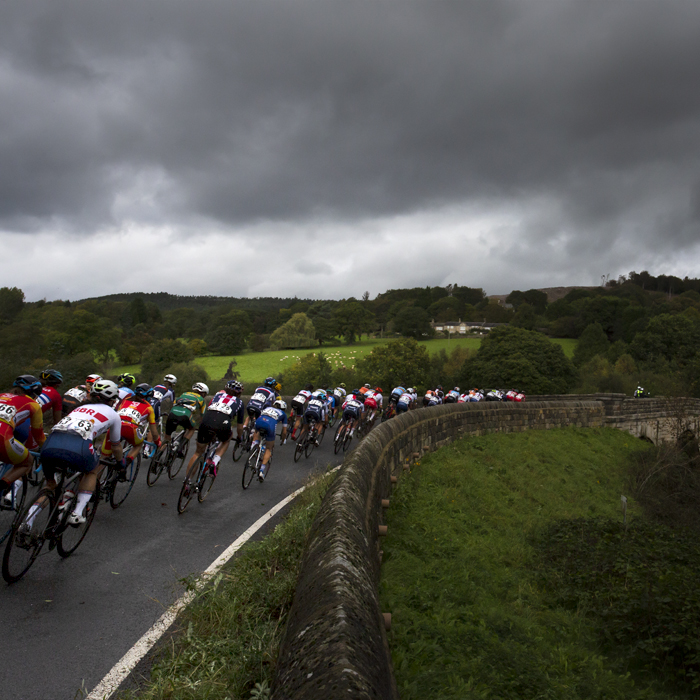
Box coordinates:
[164,374,177,384]
[192,382,209,395]
[274,399,287,411]
[91,379,119,401]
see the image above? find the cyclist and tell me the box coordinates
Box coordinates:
[634,386,648,398]
[341,389,365,437]
[38,369,64,426]
[183,380,245,488]
[0,375,46,502]
[396,390,413,415]
[444,387,460,404]
[363,387,382,427]
[390,385,406,406]
[38,379,125,525]
[164,382,209,452]
[244,377,278,428]
[485,388,504,402]
[423,390,441,408]
[117,373,137,400]
[298,389,328,446]
[290,384,313,439]
[251,399,288,481]
[105,383,160,469]
[332,384,347,420]
[150,374,177,428]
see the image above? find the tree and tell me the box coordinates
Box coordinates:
[427,296,465,322]
[630,313,700,367]
[356,338,431,390]
[334,301,374,343]
[140,340,194,384]
[510,303,538,330]
[269,313,316,350]
[205,310,252,355]
[0,287,24,324]
[573,322,610,366]
[506,289,548,314]
[460,326,576,394]
[393,306,434,340]
[279,352,333,394]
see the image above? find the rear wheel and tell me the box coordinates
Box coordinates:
[333,423,346,455]
[305,427,317,458]
[242,446,260,489]
[293,438,304,463]
[168,436,188,479]
[197,460,217,503]
[110,453,140,509]
[0,476,27,546]
[57,488,99,557]
[147,445,168,486]
[2,489,55,583]
[232,428,248,463]
[177,470,197,514]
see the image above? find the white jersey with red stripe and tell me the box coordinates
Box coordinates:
[52,403,122,444]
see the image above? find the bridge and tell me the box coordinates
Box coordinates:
[269,394,700,700]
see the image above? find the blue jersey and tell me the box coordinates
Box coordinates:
[247,387,276,414]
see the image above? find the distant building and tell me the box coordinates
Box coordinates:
[430,319,507,334]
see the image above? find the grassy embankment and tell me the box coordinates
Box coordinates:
[114,337,576,384]
[381,428,698,699]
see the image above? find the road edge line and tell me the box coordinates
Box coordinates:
[86,482,310,700]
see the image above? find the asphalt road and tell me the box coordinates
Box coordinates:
[1,434,344,700]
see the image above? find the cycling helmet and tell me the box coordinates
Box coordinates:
[86,374,102,385]
[305,383,314,391]
[339,383,346,389]
[134,383,154,399]
[226,380,243,395]
[274,382,282,392]
[192,382,209,396]
[40,368,63,385]
[375,387,383,394]
[91,379,119,402]
[117,373,136,387]
[274,399,287,411]
[164,374,177,385]
[453,387,460,392]
[364,383,371,389]
[264,376,276,388]
[351,389,360,396]
[13,375,42,397]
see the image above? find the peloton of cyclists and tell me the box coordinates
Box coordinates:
[290,384,313,439]
[244,377,279,429]
[298,388,329,446]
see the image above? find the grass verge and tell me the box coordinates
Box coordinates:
[117,468,337,700]
[379,427,698,699]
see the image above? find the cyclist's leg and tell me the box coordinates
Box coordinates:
[0,430,33,497]
[186,421,213,479]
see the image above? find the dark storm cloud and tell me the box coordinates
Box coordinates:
[1,0,700,262]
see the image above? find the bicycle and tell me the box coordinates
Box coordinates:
[294,420,322,462]
[98,440,141,509]
[0,451,43,546]
[177,439,220,513]
[231,422,254,462]
[383,401,396,421]
[148,429,190,481]
[242,437,278,489]
[2,466,100,583]
[145,438,175,487]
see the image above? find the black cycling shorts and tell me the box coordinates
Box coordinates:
[165,413,194,435]
[291,399,306,415]
[197,411,233,445]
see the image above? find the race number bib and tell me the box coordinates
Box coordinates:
[119,407,143,424]
[65,387,87,401]
[347,400,362,410]
[55,415,94,439]
[308,399,324,410]
[0,403,17,424]
[261,407,279,419]
[152,390,164,401]
[210,401,233,415]
[251,392,268,404]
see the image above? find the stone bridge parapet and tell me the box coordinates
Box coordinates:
[270,396,700,700]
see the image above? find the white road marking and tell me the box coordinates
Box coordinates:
[86,477,320,700]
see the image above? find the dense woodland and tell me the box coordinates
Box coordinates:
[0,269,698,397]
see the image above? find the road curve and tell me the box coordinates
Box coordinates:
[1,436,344,700]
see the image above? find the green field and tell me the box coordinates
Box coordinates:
[114,335,576,385]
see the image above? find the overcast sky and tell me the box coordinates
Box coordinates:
[2,0,700,302]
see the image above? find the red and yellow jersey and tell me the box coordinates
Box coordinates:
[0,392,45,447]
[116,398,156,429]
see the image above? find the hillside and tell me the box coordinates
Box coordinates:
[489,285,600,304]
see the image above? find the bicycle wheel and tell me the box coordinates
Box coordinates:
[242,446,260,489]
[0,476,27,546]
[110,453,141,509]
[56,489,99,557]
[231,428,247,463]
[197,462,217,503]
[177,469,197,514]
[168,436,189,479]
[293,437,305,463]
[328,409,336,428]
[305,427,317,458]
[2,489,55,583]
[333,423,346,455]
[343,430,353,452]
[147,444,168,486]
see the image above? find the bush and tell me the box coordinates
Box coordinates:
[140,340,194,383]
[158,361,210,394]
[356,338,431,390]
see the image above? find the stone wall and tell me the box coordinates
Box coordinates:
[270,400,606,700]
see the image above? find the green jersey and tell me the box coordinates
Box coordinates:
[170,391,206,425]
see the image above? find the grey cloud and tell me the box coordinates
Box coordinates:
[0,0,700,268]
